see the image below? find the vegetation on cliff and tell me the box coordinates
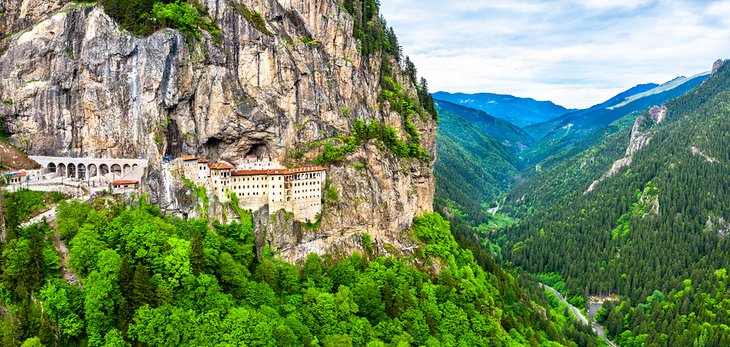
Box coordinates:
[99,0,218,39]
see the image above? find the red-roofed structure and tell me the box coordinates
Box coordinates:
[209,162,234,170]
[112,179,139,189]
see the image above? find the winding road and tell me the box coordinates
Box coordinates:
[540,284,618,347]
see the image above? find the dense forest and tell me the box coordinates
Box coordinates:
[0,190,600,346]
[497,61,730,345]
[433,101,525,226]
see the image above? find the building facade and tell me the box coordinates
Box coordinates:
[176,155,326,222]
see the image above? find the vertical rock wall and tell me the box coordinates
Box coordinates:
[0,0,436,261]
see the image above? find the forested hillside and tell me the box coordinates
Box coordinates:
[434,101,524,226]
[0,192,600,346]
[499,61,730,346]
[521,74,708,164]
[434,100,534,153]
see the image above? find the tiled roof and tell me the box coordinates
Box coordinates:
[231,166,325,176]
[209,162,234,170]
[179,155,197,161]
[197,158,209,163]
[112,179,139,185]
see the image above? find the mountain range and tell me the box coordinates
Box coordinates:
[434,59,730,346]
[432,91,573,127]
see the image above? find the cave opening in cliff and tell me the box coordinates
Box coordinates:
[164,118,182,158]
[204,137,223,160]
[245,143,269,159]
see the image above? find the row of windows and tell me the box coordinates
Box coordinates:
[294,189,320,194]
[294,181,321,187]
[233,185,269,190]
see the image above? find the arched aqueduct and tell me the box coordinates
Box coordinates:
[29,156,148,181]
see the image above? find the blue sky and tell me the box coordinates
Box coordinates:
[380,0,730,108]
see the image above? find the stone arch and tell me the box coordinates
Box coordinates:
[47,163,56,173]
[58,163,66,177]
[68,163,76,178]
[88,164,97,178]
[100,164,109,176]
[78,164,87,180]
[111,164,122,175]
[123,164,131,174]
[132,164,138,170]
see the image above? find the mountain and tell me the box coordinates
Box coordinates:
[521,83,658,140]
[435,99,534,153]
[433,91,573,127]
[499,60,730,346]
[434,101,524,224]
[521,74,709,164]
[0,0,438,261]
[0,1,606,347]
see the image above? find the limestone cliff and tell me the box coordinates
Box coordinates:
[0,0,436,261]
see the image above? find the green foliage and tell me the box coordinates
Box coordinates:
[300,36,320,46]
[314,136,357,164]
[498,61,730,345]
[0,195,597,346]
[183,178,209,218]
[352,119,429,161]
[322,178,338,204]
[434,102,524,225]
[148,1,219,41]
[3,190,65,235]
[100,0,219,41]
[229,2,273,36]
[312,118,429,163]
[338,0,438,121]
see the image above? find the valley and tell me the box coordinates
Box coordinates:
[434,60,730,346]
[0,0,727,346]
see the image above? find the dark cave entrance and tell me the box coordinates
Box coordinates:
[245,143,269,158]
[164,118,182,158]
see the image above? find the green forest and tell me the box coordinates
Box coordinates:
[0,191,600,346]
[494,62,730,345]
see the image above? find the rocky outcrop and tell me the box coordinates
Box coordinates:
[712,59,725,75]
[0,0,436,261]
[690,146,719,164]
[586,107,663,193]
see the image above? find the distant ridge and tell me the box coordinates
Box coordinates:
[433,91,573,127]
[434,100,534,153]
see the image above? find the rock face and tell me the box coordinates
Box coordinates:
[586,106,663,193]
[712,59,725,75]
[0,0,436,261]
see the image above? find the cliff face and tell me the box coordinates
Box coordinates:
[0,0,436,261]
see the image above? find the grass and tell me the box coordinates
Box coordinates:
[300,36,320,46]
[229,2,273,36]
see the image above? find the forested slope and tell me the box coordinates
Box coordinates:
[500,61,730,346]
[434,101,524,225]
[0,192,600,346]
[521,74,708,164]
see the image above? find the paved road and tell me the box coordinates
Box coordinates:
[541,284,588,325]
[541,284,619,347]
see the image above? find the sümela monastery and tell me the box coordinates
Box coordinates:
[4,154,326,222]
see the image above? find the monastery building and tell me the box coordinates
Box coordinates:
[177,155,326,222]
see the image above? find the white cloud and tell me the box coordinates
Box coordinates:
[380,0,730,108]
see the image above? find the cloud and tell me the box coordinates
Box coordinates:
[380,0,730,108]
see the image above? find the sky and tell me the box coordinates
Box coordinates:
[379,0,730,109]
